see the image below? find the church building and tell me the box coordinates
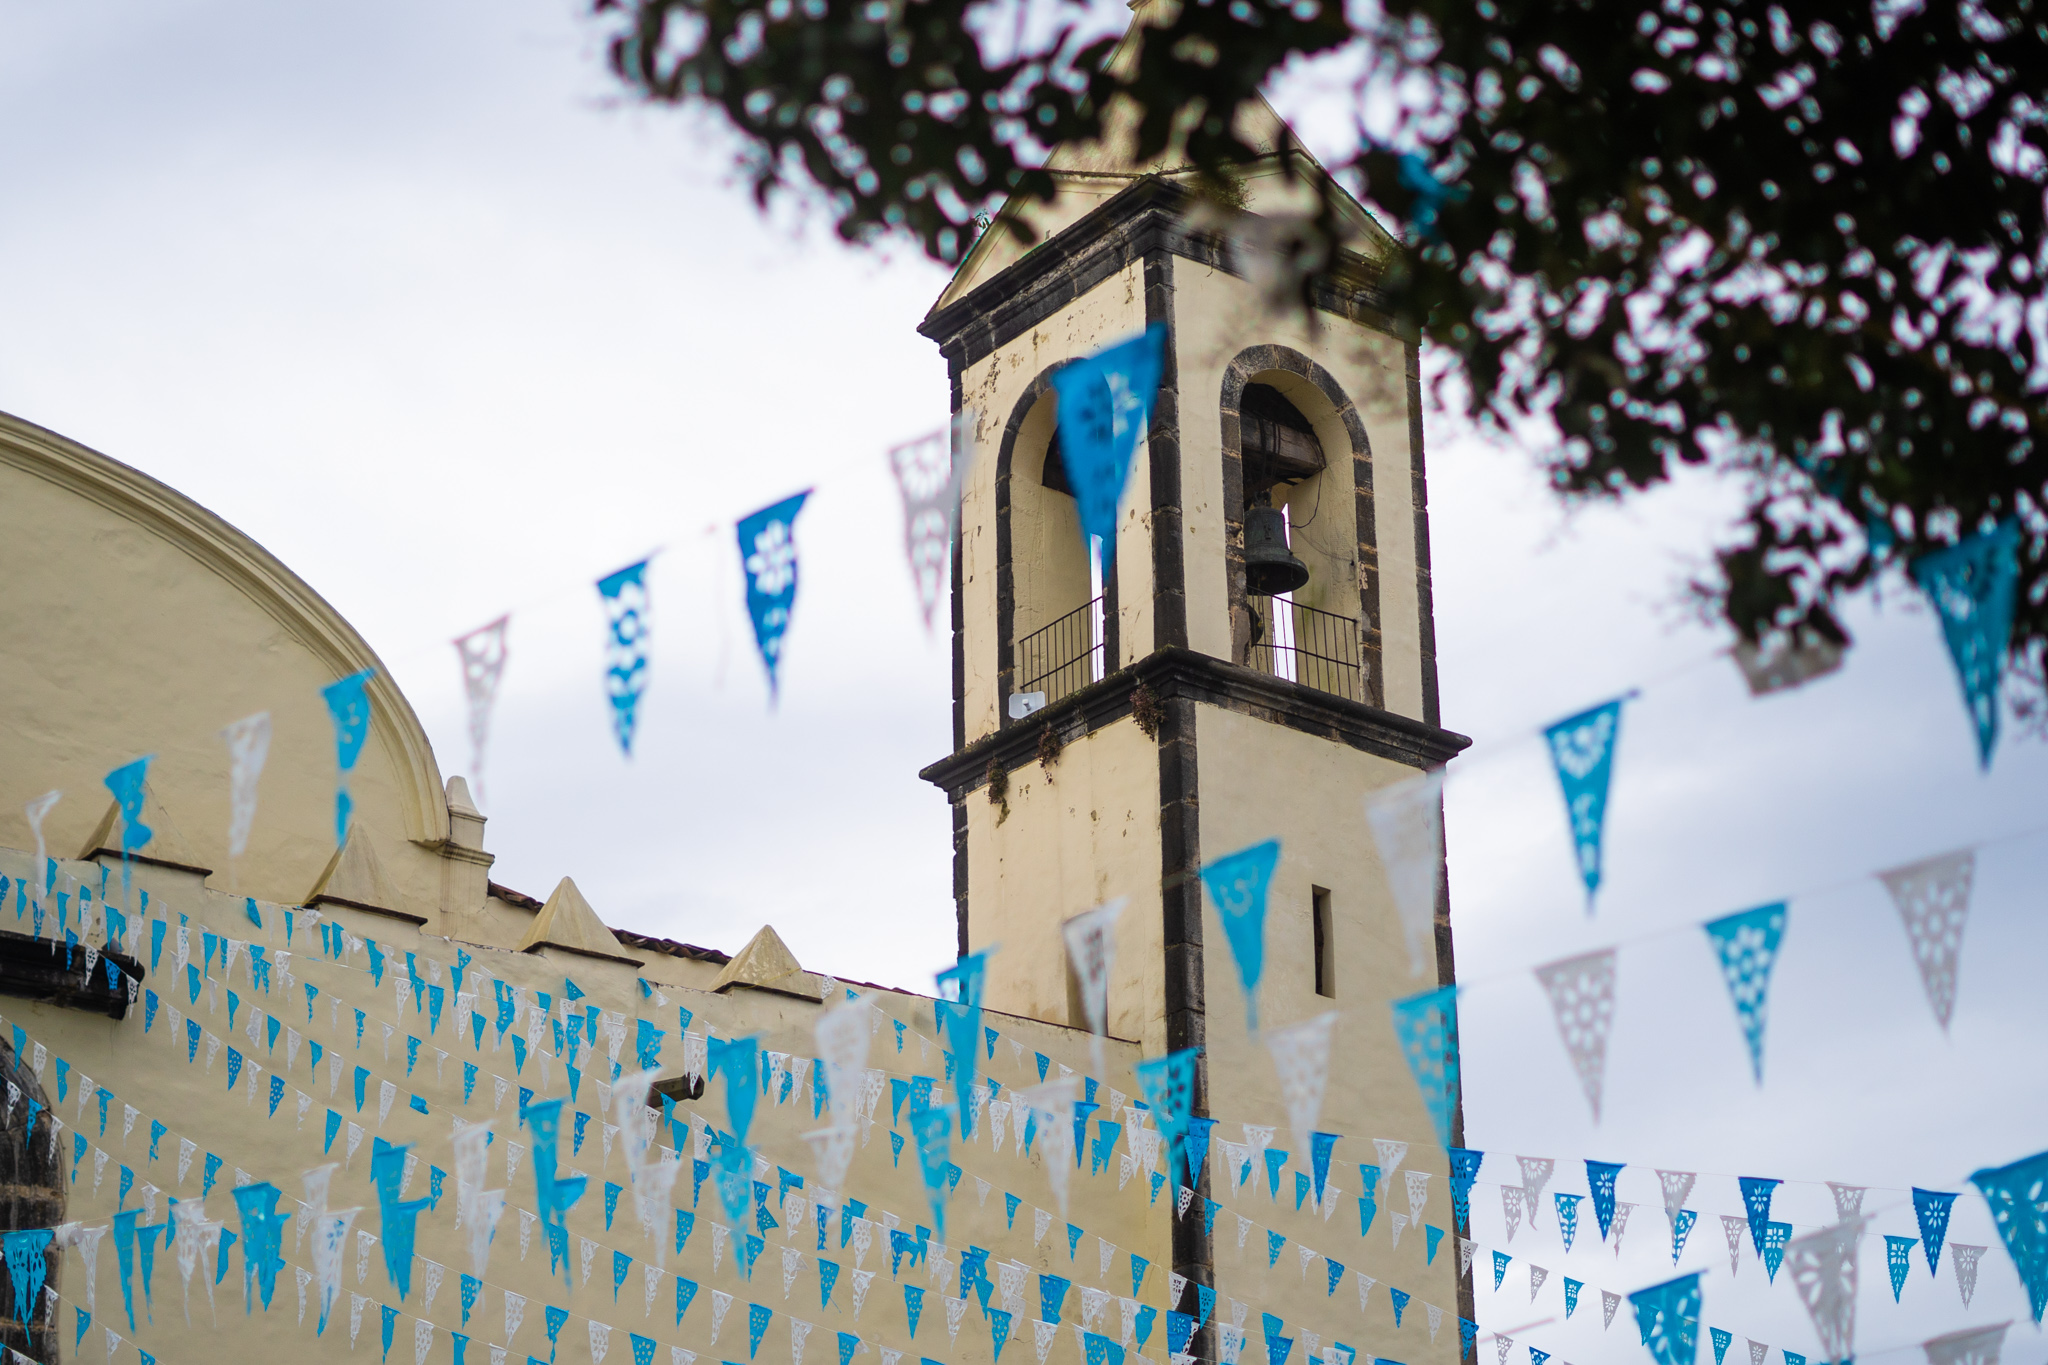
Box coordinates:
[0,87,1466,1365]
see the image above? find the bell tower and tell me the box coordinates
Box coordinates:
[918,121,1472,1364]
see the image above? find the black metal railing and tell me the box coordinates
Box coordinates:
[1250,598,1364,702]
[1017,596,1105,708]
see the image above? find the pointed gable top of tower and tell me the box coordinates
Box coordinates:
[928,83,1397,320]
[710,924,817,997]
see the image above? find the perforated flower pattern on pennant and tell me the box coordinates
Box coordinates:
[1548,709,1616,780]
[747,522,799,597]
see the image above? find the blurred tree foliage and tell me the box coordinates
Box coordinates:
[592,0,2048,673]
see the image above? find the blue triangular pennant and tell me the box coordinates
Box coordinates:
[1445,1149,1483,1235]
[1542,698,1625,904]
[1264,1149,1288,1199]
[1671,1208,1698,1263]
[1258,1314,1291,1365]
[1885,1236,1917,1303]
[1911,519,2020,767]
[1309,1133,1340,1205]
[595,560,652,753]
[319,670,375,846]
[1185,1116,1216,1187]
[5,1229,53,1330]
[1047,324,1167,562]
[910,1105,954,1243]
[1969,1148,2048,1323]
[1391,986,1460,1147]
[1761,1222,1791,1283]
[1738,1177,1781,1255]
[1586,1160,1623,1240]
[1088,1331,1131,1365]
[1200,840,1281,1031]
[1134,1047,1201,1186]
[904,1285,925,1338]
[1039,1275,1071,1326]
[1627,1273,1701,1365]
[1703,905,1788,1084]
[1556,1194,1581,1253]
[736,493,813,701]
[1914,1187,1960,1275]
[231,1183,291,1311]
[103,756,154,898]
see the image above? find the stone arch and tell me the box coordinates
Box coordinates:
[0,1035,62,1360]
[992,368,1118,725]
[1217,345,1382,708]
[0,412,452,915]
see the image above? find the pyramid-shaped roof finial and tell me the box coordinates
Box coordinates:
[514,876,642,965]
[305,826,415,922]
[710,925,818,997]
[79,782,208,875]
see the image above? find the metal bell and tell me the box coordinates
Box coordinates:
[1243,504,1309,596]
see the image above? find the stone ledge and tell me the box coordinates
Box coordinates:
[918,646,1470,800]
[0,929,143,1021]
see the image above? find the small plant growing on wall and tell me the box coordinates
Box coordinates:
[1131,681,1163,739]
[986,756,1009,826]
[1036,722,1061,778]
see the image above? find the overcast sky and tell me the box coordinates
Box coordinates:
[3,3,2044,1361]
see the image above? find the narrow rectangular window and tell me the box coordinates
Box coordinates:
[1312,886,1335,998]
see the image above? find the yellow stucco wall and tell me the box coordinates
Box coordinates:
[0,407,1189,1365]
[0,413,461,931]
[964,718,1165,1054]
[0,844,1170,1365]
[1192,705,1462,1365]
[958,695,1465,1365]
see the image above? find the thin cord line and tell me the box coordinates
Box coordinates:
[37,833,2021,1234]
[1444,809,2048,996]
[15,887,2018,1365]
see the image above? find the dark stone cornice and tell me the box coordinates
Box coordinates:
[918,179,1402,375]
[918,647,1470,799]
[0,930,143,1020]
